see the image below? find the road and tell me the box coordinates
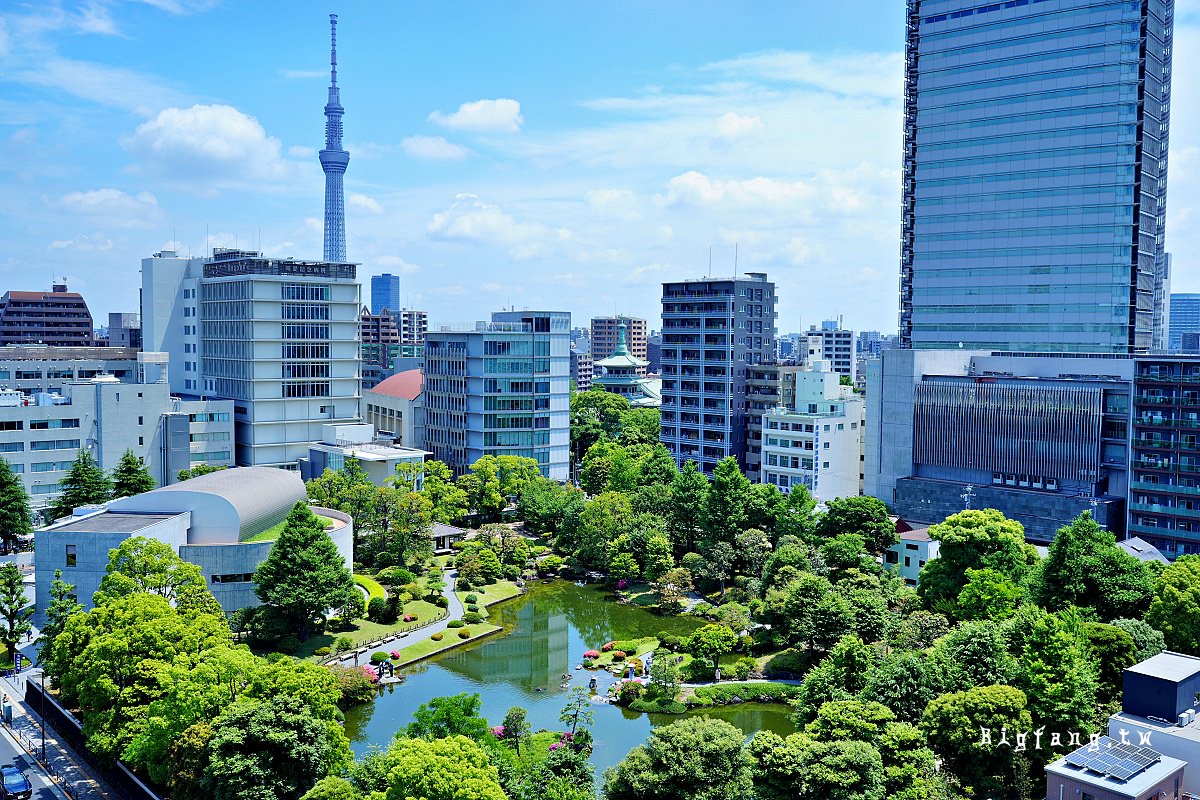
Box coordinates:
[0,723,68,800]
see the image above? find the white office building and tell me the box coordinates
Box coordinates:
[142,248,361,467]
[760,361,863,501]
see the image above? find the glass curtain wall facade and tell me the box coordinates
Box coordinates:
[901,0,1174,353]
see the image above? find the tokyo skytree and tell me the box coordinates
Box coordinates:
[319,13,349,262]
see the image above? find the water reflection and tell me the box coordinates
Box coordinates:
[445,600,571,694]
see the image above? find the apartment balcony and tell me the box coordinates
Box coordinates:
[1131,480,1200,496]
[1130,502,1200,520]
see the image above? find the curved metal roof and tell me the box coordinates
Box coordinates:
[140,467,306,538]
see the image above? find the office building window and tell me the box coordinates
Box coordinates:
[65,544,76,567]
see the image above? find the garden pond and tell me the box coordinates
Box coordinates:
[343,580,797,780]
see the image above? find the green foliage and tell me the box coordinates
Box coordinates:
[651,567,693,610]
[203,695,350,800]
[955,567,1022,621]
[921,684,1032,799]
[570,390,630,464]
[1084,621,1137,707]
[518,478,583,536]
[109,448,156,498]
[177,463,226,481]
[378,735,507,800]
[919,509,1031,611]
[619,407,661,445]
[688,683,800,707]
[0,457,31,552]
[406,692,491,741]
[299,777,360,800]
[814,496,896,553]
[38,568,82,663]
[927,620,1016,691]
[421,460,471,524]
[667,461,709,555]
[861,651,939,724]
[603,716,753,800]
[0,562,31,663]
[50,449,112,520]
[560,686,594,735]
[93,535,221,615]
[361,485,434,569]
[1147,555,1200,654]
[1111,617,1166,661]
[686,624,737,663]
[500,705,531,755]
[649,653,682,699]
[1014,608,1099,736]
[1035,511,1154,620]
[701,457,750,548]
[254,502,358,641]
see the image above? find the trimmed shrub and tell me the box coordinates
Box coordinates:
[431,632,444,641]
[601,642,616,652]
[458,629,472,639]
[402,613,418,623]
[581,658,595,668]
[612,651,627,662]
[313,646,331,657]
[687,682,800,707]
[377,567,416,586]
[391,650,402,660]
[465,593,479,604]
[614,680,645,705]
[658,633,684,650]
[611,639,647,654]
[583,650,600,659]
[434,595,449,608]
[367,597,389,623]
[370,651,389,665]
[334,636,354,653]
[630,697,687,714]
[275,635,301,655]
[467,604,480,613]
[447,619,465,628]
[463,612,483,624]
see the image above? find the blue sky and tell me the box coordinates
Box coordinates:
[2,0,1199,336]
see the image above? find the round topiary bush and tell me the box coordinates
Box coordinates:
[612,651,627,662]
[467,604,480,613]
[431,632,444,641]
[313,646,331,657]
[370,651,389,665]
[448,619,465,628]
[435,596,449,608]
[463,612,483,624]
[458,629,471,639]
[275,635,301,655]
[465,593,479,604]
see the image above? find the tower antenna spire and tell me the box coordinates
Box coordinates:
[319,12,349,262]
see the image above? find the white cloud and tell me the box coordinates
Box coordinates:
[426,193,570,259]
[705,50,904,99]
[374,255,420,274]
[401,135,470,161]
[348,193,384,214]
[16,58,183,116]
[48,234,113,252]
[59,188,158,216]
[661,171,816,207]
[429,99,524,133]
[123,104,295,183]
[714,112,763,139]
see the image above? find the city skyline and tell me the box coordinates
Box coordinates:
[2,2,1200,336]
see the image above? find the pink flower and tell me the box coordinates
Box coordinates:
[491,725,506,738]
[360,665,379,682]
[548,742,563,751]
[617,578,629,590]
[391,650,402,660]
[583,650,600,659]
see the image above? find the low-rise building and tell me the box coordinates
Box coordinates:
[884,526,938,587]
[1045,735,1185,800]
[34,467,352,618]
[299,423,427,488]
[362,369,424,449]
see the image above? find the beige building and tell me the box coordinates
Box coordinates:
[362,369,423,449]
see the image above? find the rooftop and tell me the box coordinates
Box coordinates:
[1117,536,1169,564]
[49,512,182,534]
[369,369,422,401]
[1046,735,1183,797]
[899,527,933,542]
[1126,651,1200,682]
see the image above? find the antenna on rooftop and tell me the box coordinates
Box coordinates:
[708,246,712,278]
[734,242,738,272]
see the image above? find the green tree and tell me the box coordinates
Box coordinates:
[168,721,215,800]
[604,717,752,800]
[649,653,682,699]
[743,483,786,539]
[363,485,433,568]
[177,463,226,481]
[109,448,156,498]
[861,651,940,724]
[37,569,82,663]
[254,502,358,641]
[300,777,360,800]
[0,458,31,553]
[50,449,112,519]
[1084,621,1138,708]
[406,692,491,741]
[806,699,895,745]
[518,478,579,535]
[1036,511,1154,620]
[0,562,31,664]
[701,457,750,548]
[501,705,531,756]
[1111,617,1166,661]
[686,624,737,667]
[609,552,640,584]
[560,686,594,735]
[203,696,351,800]
[459,457,506,519]
[955,567,1022,621]
[775,485,817,544]
[572,491,633,568]
[377,735,507,800]
[927,620,1016,691]
[735,527,773,578]
[666,461,709,555]
[93,535,221,614]
[701,541,736,595]
[814,496,896,552]
[421,460,470,524]
[619,407,661,445]
[651,567,693,610]
[920,684,1032,799]
[570,390,629,463]
[1147,555,1200,654]
[919,508,1032,611]
[637,445,679,487]
[306,459,377,544]
[1015,609,1099,737]
[642,533,675,582]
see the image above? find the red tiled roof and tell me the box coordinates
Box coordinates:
[5,291,86,301]
[370,369,422,400]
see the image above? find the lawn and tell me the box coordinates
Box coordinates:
[243,514,333,543]
[620,583,665,608]
[391,623,502,667]
[294,598,443,659]
[457,580,523,618]
[355,574,386,602]
[590,636,659,667]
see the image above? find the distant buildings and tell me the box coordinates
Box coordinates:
[760,361,863,501]
[1170,293,1200,352]
[299,422,427,487]
[370,273,401,316]
[570,348,593,392]
[362,369,424,449]
[900,0,1173,353]
[423,311,570,480]
[659,273,776,475]
[0,284,94,347]
[105,312,141,350]
[141,248,361,468]
[591,316,647,377]
[592,322,660,408]
[805,322,857,382]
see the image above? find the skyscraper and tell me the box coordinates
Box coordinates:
[320,13,349,263]
[371,273,400,315]
[899,0,1174,353]
[1169,292,1200,352]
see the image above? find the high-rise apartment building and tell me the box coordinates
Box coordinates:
[900,0,1174,353]
[423,311,570,480]
[371,273,401,316]
[399,309,427,349]
[570,348,593,392]
[141,248,361,467]
[591,316,647,377]
[805,323,857,382]
[1169,292,1200,352]
[659,274,776,475]
[0,285,94,347]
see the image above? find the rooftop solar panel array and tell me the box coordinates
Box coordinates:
[1063,737,1161,782]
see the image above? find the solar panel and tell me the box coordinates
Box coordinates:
[1060,736,1162,783]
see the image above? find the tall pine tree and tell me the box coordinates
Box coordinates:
[110,449,156,498]
[50,450,112,520]
[254,502,358,641]
[0,457,32,553]
[0,562,31,665]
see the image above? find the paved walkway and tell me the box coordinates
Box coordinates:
[327,568,464,668]
[0,667,123,800]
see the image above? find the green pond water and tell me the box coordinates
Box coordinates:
[343,580,797,780]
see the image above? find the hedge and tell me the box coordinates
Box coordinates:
[686,682,801,708]
[354,574,387,603]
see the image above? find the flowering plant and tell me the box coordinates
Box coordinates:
[601,642,616,652]
[583,650,600,659]
[360,665,379,682]
[491,725,506,738]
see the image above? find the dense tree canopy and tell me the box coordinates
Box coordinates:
[1034,512,1153,620]
[604,717,753,800]
[919,509,1033,611]
[1147,555,1200,655]
[0,457,31,552]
